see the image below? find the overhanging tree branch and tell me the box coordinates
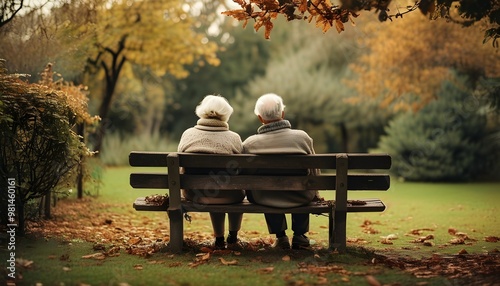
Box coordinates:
[0,0,24,29]
[222,0,500,46]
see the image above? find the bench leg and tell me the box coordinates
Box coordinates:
[333,211,347,253]
[328,207,334,250]
[168,209,183,253]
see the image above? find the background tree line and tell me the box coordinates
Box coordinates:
[1,0,499,191]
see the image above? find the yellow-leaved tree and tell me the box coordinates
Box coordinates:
[347,12,500,111]
[58,0,220,153]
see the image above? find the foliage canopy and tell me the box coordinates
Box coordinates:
[222,0,500,46]
[347,12,500,111]
[80,0,220,78]
[45,0,221,153]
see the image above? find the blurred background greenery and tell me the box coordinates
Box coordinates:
[1,0,499,182]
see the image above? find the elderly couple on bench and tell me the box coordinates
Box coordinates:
[178,93,320,250]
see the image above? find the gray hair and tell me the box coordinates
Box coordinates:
[195,95,234,122]
[254,93,286,121]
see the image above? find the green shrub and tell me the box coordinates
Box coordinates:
[0,61,97,233]
[377,79,496,182]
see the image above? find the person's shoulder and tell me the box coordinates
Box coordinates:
[179,127,196,137]
[227,130,243,142]
[242,134,259,150]
[290,128,309,134]
[290,128,311,137]
[289,129,314,145]
[182,126,196,133]
[242,133,258,143]
[227,129,241,136]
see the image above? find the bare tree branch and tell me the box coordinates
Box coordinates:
[0,0,24,28]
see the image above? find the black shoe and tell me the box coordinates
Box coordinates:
[292,234,310,249]
[214,238,226,250]
[273,236,291,250]
[227,234,243,250]
[227,233,238,244]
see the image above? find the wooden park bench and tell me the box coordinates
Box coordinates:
[129,151,391,253]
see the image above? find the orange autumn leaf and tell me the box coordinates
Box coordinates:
[129,237,142,245]
[219,258,238,265]
[258,267,275,273]
[485,236,500,243]
[82,253,106,260]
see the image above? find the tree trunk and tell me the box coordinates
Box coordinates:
[92,36,128,154]
[44,191,51,219]
[92,71,118,155]
[339,122,349,153]
[77,123,85,199]
[17,200,25,236]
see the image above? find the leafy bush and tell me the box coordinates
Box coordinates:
[377,79,497,182]
[0,61,98,233]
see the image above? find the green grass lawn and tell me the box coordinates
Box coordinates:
[8,167,500,286]
[342,179,500,256]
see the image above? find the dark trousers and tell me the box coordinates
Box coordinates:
[264,213,309,236]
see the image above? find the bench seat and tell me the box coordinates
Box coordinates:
[133,197,386,213]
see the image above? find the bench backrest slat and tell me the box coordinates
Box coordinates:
[131,173,169,188]
[129,152,391,170]
[181,174,390,191]
[130,173,390,191]
[129,151,169,167]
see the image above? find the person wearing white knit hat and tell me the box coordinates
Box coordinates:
[178,94,244,250]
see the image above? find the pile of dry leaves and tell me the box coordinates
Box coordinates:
[28,198,173,257]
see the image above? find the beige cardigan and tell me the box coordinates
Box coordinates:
[242,120,318,208]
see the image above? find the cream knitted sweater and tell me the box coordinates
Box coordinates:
[242,120,318,208]
[178,118,242,154]
[177,118,244,204]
